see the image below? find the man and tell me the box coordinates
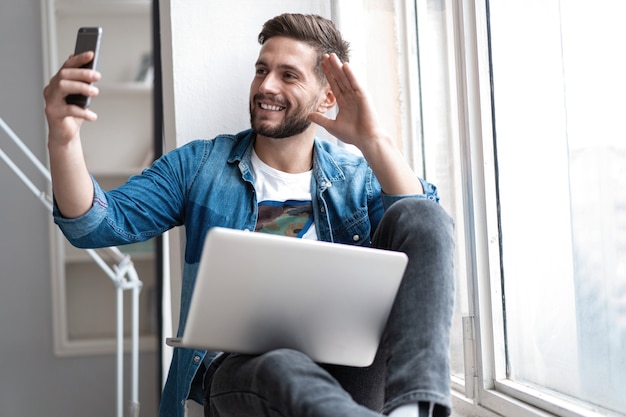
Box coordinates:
[44,13,454,417]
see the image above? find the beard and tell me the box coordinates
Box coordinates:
[250,93,316,139]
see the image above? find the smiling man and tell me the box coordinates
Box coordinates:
[251,38,324,140]
[43,13,455,417]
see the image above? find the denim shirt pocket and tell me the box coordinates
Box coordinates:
[332,206,371,246]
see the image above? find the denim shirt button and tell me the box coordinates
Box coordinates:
[352,234,360,242]
[193,355,201,363]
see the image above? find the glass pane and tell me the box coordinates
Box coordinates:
[415,0,469,382]
[489,0,626,414]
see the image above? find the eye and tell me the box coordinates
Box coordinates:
[283,72,298,81]
[255,68,268,76]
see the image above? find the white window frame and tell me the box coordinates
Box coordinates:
[432,2,623,417]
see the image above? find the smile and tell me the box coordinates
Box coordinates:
[260,102,285,111]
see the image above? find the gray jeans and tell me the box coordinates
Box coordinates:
[204,198,455,417]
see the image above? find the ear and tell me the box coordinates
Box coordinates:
[315,85,337,113]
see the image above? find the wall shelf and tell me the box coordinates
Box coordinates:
[43,0,156,357]
[55,0,151,17]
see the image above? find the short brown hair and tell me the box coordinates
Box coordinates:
[258,13,351,80]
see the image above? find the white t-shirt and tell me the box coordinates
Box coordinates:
[251,150,317,240]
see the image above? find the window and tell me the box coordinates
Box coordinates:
[413,0,626,416]
[490,0,626,414]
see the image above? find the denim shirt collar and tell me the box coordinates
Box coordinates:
[227,128,346,192]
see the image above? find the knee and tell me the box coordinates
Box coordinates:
[376,198,454,248]
[255,349,316,381]
[250,349,346,397]
[259,348,312,366]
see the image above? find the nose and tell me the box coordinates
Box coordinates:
[258,72,280,94]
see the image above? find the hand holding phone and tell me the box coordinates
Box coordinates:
[65,27,102,108]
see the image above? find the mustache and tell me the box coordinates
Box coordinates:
[253,93,288,108]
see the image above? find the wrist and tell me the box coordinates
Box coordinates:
[48,131,81,153]
[358,132,397,163]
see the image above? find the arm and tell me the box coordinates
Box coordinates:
[43,51,101,218]
[308,53,423,196]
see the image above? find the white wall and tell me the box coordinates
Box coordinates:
[0,2,158,416]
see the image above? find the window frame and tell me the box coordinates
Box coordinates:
[413,1,624,417]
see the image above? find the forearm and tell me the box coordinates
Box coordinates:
[43,51,103,218]
[48,137,94,218]
[359,134,423,196]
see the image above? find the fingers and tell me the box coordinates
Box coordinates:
[59,51,101,87]
[64,51,95,69]
[314,54,382,148]
[44,76,99,118]
[54,51,101,97]
[44,77,99,103]
[307,112,330,129]
[322,53,360,96]
[44,52,101,116]
[44,82,98,124]
[43,53,101,142]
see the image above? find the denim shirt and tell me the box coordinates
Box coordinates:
[53,129,439,417]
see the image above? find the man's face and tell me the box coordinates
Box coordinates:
[250,36,327,139]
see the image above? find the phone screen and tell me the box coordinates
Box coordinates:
[66,27,102,108]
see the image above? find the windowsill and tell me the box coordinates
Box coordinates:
[452,393,505,417]
[451,388,564,417]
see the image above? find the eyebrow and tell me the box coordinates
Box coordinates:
[255,59,305,76]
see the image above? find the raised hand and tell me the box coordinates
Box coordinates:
[308,53,423,195]
[307,53,386,153]
[43,51,101,145]
[43,51,100,218]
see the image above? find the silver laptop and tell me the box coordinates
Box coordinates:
[167,227,408,367]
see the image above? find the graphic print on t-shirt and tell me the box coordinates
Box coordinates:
[255,200,314,238]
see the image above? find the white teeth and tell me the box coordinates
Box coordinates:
[260,103,284,111]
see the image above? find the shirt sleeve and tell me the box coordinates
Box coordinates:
[380,177,440,210]
[52,176,111,246]
[52,142,197,249]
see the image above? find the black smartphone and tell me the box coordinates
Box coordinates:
[65,26,102,108]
